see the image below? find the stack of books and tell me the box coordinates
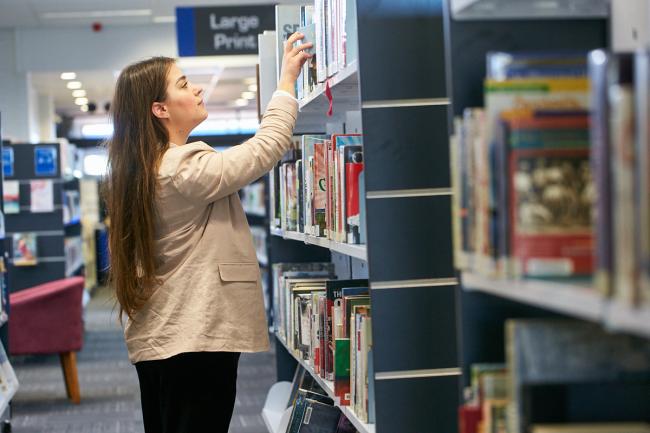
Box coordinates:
[451,51,592,281]
[270,134,365,245]
[292,0,357,100]
[273,263,375,424]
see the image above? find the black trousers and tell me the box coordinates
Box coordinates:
[135,351,241,433]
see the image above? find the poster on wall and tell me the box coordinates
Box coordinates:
[13,232,38,266]
[30,180,54,213]
[34,146,58,177]
[2,148,13,178]
[2,181,19,214]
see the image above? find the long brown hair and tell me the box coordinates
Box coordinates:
[105,56,175,321]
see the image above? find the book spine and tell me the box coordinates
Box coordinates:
[610,57,636,305]
[636,50,650,308]
[334,338,351,405]
[316,0,327,82]
[345,161,363,244]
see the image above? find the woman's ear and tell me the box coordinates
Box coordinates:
[152,102,169,119]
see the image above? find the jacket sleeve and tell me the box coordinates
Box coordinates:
[171,94,298,204]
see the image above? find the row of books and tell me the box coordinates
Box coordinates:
[270,135,365,244]
[458,319,650,433]
[241,181,266,216]
[450,50,650,308]
[272,263,375,423]
[292,0,356,100]
[285,365,359,433]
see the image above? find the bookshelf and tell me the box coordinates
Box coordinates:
[463,273,650,339]
[261,1,460,432]
[270,228,367,261]
[298,61,360,113]
[449,0,608,20]
[446,0,650,429]
[462,273,602,322]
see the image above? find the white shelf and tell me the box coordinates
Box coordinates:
[270,228,367,260]
[275,334,376,433]
[463,272,650,339]
[605,301,650,339]
[451,0,608,20]
[462,272,603,322]
[298,62,360,114]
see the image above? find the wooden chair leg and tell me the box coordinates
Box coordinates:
[59,351,81,404]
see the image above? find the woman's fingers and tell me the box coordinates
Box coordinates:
[284,32,304,53]
[290,42,314,57]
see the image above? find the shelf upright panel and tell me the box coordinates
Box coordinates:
[356,1,461,432]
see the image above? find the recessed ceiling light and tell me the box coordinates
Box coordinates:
[60,72,76,80]
[72,90,87,98]
[80,105,89,112]
[248,84,258,92]
[153,16,176,23]
[243,77,257,85]
[75,97,89,106]
[241,91,255,100]
[235,98,248,107]
[67,81,82,90]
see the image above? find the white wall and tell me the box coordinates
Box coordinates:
[1,23,178,142]
[0,30,32,142]
[15,23,177,73]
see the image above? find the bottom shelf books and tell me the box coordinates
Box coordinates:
[286,365,359,433]
[459,319,650,433]
[273,263,375,424]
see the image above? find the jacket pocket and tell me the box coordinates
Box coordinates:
[218,263,259,282]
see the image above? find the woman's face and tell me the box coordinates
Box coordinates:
[160,63,208,132]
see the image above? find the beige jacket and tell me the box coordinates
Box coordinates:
[124,94,298,363]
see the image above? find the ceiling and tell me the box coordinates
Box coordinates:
[0,0,301,118]
[0,0,286,29]
[31,62,259,117]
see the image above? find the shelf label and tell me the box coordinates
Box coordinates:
[176,5,275,56]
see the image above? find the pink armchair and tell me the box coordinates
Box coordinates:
[8,276,85,404]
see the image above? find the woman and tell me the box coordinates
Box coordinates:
[106,32,312,433]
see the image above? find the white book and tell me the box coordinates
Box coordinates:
[315,0,327,82]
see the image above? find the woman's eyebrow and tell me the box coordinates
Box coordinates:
[175,75,187,85]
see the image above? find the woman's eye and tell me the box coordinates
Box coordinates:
[182,82,188,88]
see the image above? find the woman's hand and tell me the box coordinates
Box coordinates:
[277,32,313,97]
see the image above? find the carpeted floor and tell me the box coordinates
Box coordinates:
[9,287,277,433]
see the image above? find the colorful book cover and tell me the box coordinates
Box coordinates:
[34,145,58,177]
[313,141,328,236]
[486,51,588,80]
[508,114,593,278]
[13,232,38,266]
[331,135,362,242]
[2,181,19,215]
[344,144,363,244]
[333,338,350,405]
[325,280,368,381]
[30,179,54,213]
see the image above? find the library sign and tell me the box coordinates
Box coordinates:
[176,5,275,56]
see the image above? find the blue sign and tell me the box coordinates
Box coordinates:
[2,148,13,177]
[34,146,58,177]
[176,5,275,57]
